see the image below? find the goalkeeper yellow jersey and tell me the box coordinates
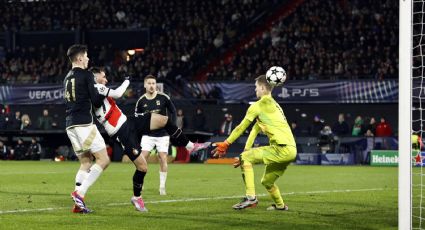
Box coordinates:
[244,94,295,146]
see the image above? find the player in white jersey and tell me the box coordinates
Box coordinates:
[90,67,210,211]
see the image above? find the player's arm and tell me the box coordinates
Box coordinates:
[212,104,259,157]
[87,72,104,107]
[244,122,261,150]
[165,95,177,123]
[105,79,129,99]
[134,95,145,115]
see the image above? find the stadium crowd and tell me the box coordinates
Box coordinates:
[0,0,397,84]
[0,0,273,84]
[206,0,398,81]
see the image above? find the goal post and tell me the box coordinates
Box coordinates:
[399,0,412,229]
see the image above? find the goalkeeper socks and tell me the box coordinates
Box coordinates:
[164,120,190,146]
[75,169,89,191]
[78,164,103,197]
[241,162,256,197]
[268,184,285,207]
[159,171,167,189]
[133,170,146,197]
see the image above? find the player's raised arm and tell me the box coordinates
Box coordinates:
[104,79,129,99]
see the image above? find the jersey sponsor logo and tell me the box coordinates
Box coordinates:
[156,100,160,106]
[278,88,320,98]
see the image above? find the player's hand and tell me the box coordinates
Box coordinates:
[211,141,230,158]
[233,157,241,168]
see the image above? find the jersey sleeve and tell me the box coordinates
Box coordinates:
[245,103,260,122]
[94,83,110,96]
[226,118,252,144]
[104,80,129,99]
[164,95,177,122]
[244,122,261,150]
[135,96,145,114]
[87,72,104,108]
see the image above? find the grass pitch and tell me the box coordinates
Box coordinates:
[0,161,397,230]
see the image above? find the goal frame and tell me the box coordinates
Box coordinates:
[399,0,412,229]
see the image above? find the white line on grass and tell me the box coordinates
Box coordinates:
[0,188,391,214]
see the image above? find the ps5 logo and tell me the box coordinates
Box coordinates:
[278,87,320,98]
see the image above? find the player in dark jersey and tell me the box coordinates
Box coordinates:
[135,75,175,195]
[64,44,110,214]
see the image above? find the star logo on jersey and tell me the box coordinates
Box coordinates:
[156,100,160,106]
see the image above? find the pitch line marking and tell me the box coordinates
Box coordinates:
[0,188,391,214]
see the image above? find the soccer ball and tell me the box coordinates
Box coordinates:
[266,66,286,86]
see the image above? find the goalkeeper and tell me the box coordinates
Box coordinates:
[212,75,296,211]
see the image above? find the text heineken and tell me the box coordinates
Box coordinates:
[372,155,398,164]
[370,150,398,166]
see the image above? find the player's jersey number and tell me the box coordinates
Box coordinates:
[65,78,76,102]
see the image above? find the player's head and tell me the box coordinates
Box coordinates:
[90,67,108,85]
[254,75,273,98]
[67,44,89,69]
[144,75,157,94]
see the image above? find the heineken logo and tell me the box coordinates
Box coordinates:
[372,155,399,164]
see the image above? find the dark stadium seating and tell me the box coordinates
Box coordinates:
[0,0,397,83]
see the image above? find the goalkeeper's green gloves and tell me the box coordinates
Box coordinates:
[211,140,230,158]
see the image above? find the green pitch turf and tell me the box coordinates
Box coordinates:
[0,161,397,230]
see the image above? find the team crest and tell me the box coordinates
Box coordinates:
[156,100,160,105]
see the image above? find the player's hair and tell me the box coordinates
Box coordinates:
[67,44,88,63]
[255,75,273,91]
[88,66,104,74]
[144,75,156,82]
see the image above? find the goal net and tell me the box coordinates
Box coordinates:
[400,0,425,229]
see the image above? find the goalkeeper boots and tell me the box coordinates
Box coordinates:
[188,142,211,155]
[232,196,258,210]
[266,204,289,211]
[131,196,148,212]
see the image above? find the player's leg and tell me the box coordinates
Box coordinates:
[261,163,288,211]
[134,113,210,153]
[155,136,170,195]
[260,145,296,211]
[140,135,155,161]
[114,122,148,212]
[151,114,211,153]
[67,125,109,213]
[125,141,148,212]
[232,147,267,210]
[75,125,110,196]
[75,152,92,191]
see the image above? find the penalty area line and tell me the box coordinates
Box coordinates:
[0,187,391,214]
